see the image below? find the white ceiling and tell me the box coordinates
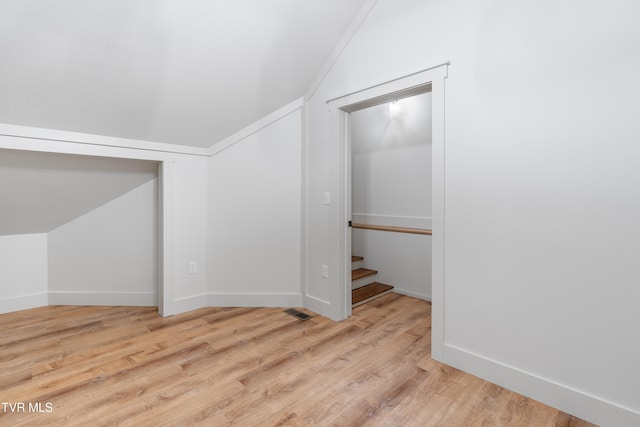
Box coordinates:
[0,150,157,235]
[0,0,368,148]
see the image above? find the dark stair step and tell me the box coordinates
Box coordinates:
[352,268,377,281]
[351,255,364,262]
[352,282,394,307]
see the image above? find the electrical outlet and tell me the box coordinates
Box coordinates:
[189,261,197,274]
[323,192,331,205]
[321,264,329,278]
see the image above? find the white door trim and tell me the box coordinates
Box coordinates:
[327,62,448,360]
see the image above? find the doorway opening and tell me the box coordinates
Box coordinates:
[0,148,172,316]
[327,62,447,360]
[349,92,433,308]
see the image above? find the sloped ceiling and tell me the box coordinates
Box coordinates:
[0,0,368,148]
[0,149,157,235]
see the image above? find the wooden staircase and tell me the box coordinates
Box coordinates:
[351,255,394,307]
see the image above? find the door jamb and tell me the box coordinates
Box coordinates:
[157,160,173,317]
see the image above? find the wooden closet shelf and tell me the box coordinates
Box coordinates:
[351,223,432,236]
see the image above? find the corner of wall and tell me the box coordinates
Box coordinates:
[0,233,49,314]
[206,100,303,311]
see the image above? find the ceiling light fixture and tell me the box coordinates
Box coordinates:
[389,100,399,116]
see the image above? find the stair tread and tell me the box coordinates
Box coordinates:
[352,282,394,305]
[352,268,377,281]
[351,255,364,262]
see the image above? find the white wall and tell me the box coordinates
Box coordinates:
[351,93,432,218]
[171,155,209,306]
[207,106,302,307]
[48,179,157,306]
[304,0,640,425]
[0,233,48,314]
[351,93,432,299]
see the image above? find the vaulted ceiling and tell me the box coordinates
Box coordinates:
[0,0,368,148]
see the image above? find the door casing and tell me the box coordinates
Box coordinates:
[327,62,448,361]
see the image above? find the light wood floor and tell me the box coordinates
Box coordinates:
[0,294,597,426]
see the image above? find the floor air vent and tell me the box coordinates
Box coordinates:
[284,308,312,321]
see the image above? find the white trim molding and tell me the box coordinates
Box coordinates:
[0,293,48,315]
[171,293,209,314]
[304,0,379,101]
[207,98,304,156]
[208,292,303,308]
[0,123,208,157]
[48,291,156,307]
[326,61,450,109]
[303,294,332,316]
[444,344,640,427]
[392,288,431,301]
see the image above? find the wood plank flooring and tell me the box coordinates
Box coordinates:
[0,295,597,426]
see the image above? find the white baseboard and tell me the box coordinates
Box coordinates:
[443,344,640,427]
[208,292,303,308]
[1,291,304,316]
[159,292,305,317]
[0,293,48,314]
[303,294,332,318]
[169,293,209,315]
[48,291,156,306]
[392,288,431,301]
